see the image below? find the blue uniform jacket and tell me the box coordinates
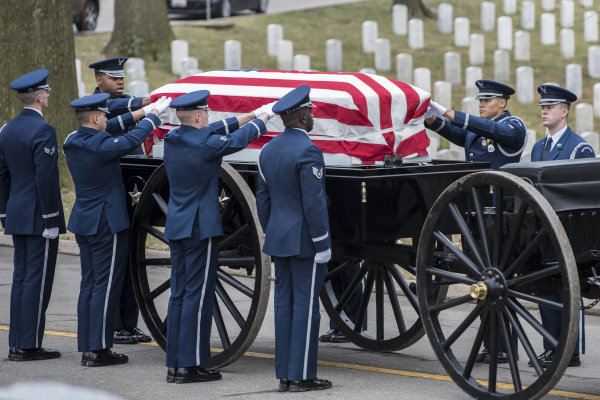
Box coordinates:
[531,126,596,161]
[0,109,66,235]
[256,128,331,258]
[163,117,266,241]
[427,110,527,170]
[63,114,161,235]
[93,88,142,136]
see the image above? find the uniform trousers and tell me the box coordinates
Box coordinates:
[166,235,219,368]
[114,264,139,330]
[9,235,58,349]
[539,292,585,355]
[75,219,128,352]
[274,256,326,381]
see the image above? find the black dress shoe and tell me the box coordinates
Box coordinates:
[175,367,222,383]
[113,328,137,344]
[167,367,177,383]
[81,349,128,367]
[319,329,349,343]
[529,349,553,368]
[288,378,332,392]
[8,347,61,361]
[475,347,489,363]
[279,379,290,392]
[488,351,519,364]
[569,354,581,367]
[131,327,152,343]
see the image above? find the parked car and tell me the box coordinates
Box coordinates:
[167,0,268,18]
[72,0,99,32]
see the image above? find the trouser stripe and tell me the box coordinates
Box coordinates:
[197,237,212,366]
[35,238,50,348]
[303,261,318,379]
[102,234,118,348]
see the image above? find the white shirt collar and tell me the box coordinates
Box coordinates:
[24,107,43,117]
[547,124,568,150]
[290,127,309,137]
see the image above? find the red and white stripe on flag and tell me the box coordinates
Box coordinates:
[149,69,430,164]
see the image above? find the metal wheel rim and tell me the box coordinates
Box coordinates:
[416,171,580,400]
[130,162,271,368]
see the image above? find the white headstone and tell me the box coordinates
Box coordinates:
[524,129,537,156]
[438,3,453,33]
[434,81,452,108]
[481,2,496,31]
[392,4,408,35]
[589,46,600,77]
[396,53,413,83]
[581,0,594,8]
[450,143,465,160]
[494,50,510,82]
[541,0,555,11]
[462,96,480,116]
[576,103,594,133]
[267,24,283,57]
[180,56,199,77]
[126,57,146,82]
[180,68,203,79]
[277,40,293,70]
[374,38,391,71]
[560,0,574,27]
[224,40,242,70]
[581,132,600,153]
[514,31,531,61]
[75,58,82,82]
[362,21,378,53]
[541,13,556,45]
[77,80,86,98]
[359,68,376,74]
[444,52,462,84]
[584,11,598,42]
[426,133,439,158]
[504,0,517,14]
[521,1,536,30]
[516,66,534,103]
[469,33,485,65]
[566,63,582,98]
[561,29,575,58]
[497,16,513,50]
[293,54,310,71]
[171,40,188,74]
[409,19,424,49]
[128,80,149,97]
[465,66,483,98]
[454,17,470,47]
[413,67,431,93]
[326,39,343,72]
[594,83,600,116]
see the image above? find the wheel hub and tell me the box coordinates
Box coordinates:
[471,268,507,308]
[470,281,487,299]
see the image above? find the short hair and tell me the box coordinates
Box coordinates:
[75,110,94,124]
[176,109,198,125]
[17,91,39,106]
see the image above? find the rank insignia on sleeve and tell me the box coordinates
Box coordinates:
[219,135,228,142]
[44,146,56,155]
[114,138,119,143]
[312,166,323,179]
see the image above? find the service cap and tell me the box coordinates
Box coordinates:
[170,90,211,111]
[537,84,577,106]
[475,79,515,100]
[70,93,110,113]
[10,69,51,93]
[89,57,128,78]
[272,85,315,115]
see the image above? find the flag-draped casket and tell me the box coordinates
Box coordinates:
[148,70,431,165]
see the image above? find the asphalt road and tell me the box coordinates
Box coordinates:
[1,244,600,400]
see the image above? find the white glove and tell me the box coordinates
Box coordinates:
[252,101,277,119]
[314,248,332,264]
[427,100,447,118]
[155,97,172,114]
[142,96,169,115]
[424,110,435,119]
[42,227,59,239]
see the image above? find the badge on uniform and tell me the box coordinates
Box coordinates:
[44,146,56,156]
[113,138,119,143]
[312,166,323,179]
[481,138,495,153]
[219,135,228,142]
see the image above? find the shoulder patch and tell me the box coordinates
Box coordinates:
[44,146,56,156]
[113,138,119,143]
[312,166,323,179]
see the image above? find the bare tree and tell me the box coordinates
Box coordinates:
[104,0,174,61]
[0,0,78,186]
[393,0,436,18]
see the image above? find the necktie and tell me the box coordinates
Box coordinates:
[541,137,552,161]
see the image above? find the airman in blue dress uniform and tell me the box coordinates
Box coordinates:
[426,80,526,363]
[0,69,65,361]
[256,85,333,392]
[63,93,170,367]
[163,90,273,384]
[530,84,594,368]
[90,57,155,345]
[425,79,527,170]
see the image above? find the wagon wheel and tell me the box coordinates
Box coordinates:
[417,171,580,400]
[320,255,447,351]
[129,162,271,369]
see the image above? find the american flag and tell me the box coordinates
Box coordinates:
[149,69,430,164]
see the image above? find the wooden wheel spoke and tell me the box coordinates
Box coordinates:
[325,260,353,281]
[503,307,545,377]
[463,312,489,379]
[353,267,375,332]
[507,298,559,349]
[219,223,250,251]
[151,192,168,216]
[375,268,384,340]
[498,312,522,392]
[449,202,486,270]
[507,289,563,311]
[428,295,473,314]
[383,268,406,334]
[217,269,253,298]
[218,256,256,266]
[215,280,246,328]
[143,257,172,266]
[507,263,561,287]
[147,278,171,301]
[470,187,492,268]
[388,265,419,313]
[492,186,504,268]
[425,266,477,285]
[141,223,169,245]
[503,227,547,278]
[442,301,485,350]
[488,311,498,393]
[433,232,481,277]
[498,202,528,270]
[161,316,168,335]
[334,264,369,313]
[212,299,231,350]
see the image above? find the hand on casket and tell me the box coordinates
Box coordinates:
[427,101,447,118]
[155,97,172,114]
[253,101,277,119]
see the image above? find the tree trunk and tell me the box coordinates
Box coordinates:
[393,0,436,18]
[104,0,174,61]
[0,0,78,188]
